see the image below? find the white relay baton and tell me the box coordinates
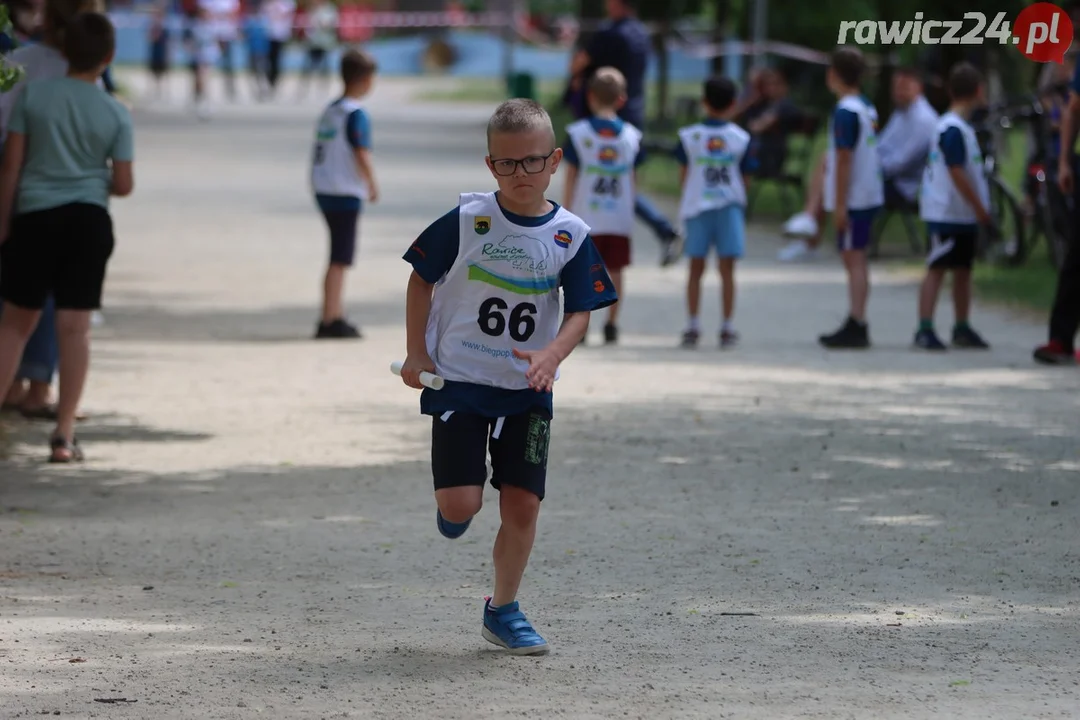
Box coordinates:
[390,361,445,390]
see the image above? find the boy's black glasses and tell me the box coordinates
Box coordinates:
[489,150,555,176]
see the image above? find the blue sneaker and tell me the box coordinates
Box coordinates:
[436,509,472,539]
[481,598,549,655]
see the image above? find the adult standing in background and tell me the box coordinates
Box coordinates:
[1037,40,1080,366]
[296,0,336,99]
[566,0,682,266]
[0,0,94,419]
[261,0,294,96]
[199,0,240,101]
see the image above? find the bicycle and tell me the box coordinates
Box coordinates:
[970,106,1027,267]
[1001,87,1072,271]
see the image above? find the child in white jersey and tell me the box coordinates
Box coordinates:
[309,49,378,339]
[675,75,752,348]
[398,99,616,656]
[914,62,993,351]
[818,47,884,349]
[562,66,642,344]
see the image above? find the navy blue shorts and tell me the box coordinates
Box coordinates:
[836,209,878,252]
[430,408,552,500]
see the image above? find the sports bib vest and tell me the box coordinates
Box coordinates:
[425,193,590,390]
[919,112,989,225]
[824,95,885,212]
[311,98,369,200]
[565,119,641,236]
[676,121,751,220]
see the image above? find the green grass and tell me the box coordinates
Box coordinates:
[971,241,1059,314]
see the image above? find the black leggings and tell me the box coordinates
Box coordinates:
[267,39,285,88]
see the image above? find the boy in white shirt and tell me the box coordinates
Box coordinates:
[818,47,884,349]
[915,62,993,351]
[309,49,378,339]
[675,75,752,348]
[561,66,642,344]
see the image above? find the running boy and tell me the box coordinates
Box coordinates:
[398,99,616,655]
[818,47,884,349]
[561,66,642,345]
[675,75,752,348]
[309,49,378,339]
[0,12,134,463]
[914,62,993,351]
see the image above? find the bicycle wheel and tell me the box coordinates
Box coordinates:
[982,177,1027,266]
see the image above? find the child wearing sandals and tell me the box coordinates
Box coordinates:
[0,11,133,462]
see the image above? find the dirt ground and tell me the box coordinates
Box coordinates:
[1,72,1078,719]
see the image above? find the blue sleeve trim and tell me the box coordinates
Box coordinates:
[561,236,618,312]
[939,127,967,167]
[833,108,860,150]
[673,138,689,166]
[403,207,459,284]
[562,134,579,166]
[346,109,371,150]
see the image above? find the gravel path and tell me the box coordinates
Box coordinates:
[1,73,1078,719]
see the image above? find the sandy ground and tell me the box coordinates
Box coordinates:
[1,72,1078,719]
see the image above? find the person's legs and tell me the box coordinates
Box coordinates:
[0,212,51,403]
[316,205,361,338]
[485,408,550,655]
[431,411,489,534]
[53,309,91,446]
[715,206,744,346]
[682,213,710,347]
[267,39,282,91]
[780,155,827,259]
[915,268,947,349]
[592,235,629,341]
[0,305,42,408]
[17,294,58,410]
[634,193,681,266]
[819,212,874,349]
[1045,220,1080,352]
[219,39,235,99]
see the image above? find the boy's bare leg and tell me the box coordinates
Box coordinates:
[321,264,347,323]
[606,269,623,326]
[841,249,870,322]
[952,269,971,323]
[54,310,91,445]
[491,485,540,607]
[918,268,947,322]
[686,257,706,319]
[718,257,736,322]
[0,306,41,411]
[435,486,483,525]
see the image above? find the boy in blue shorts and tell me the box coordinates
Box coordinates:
[310,49,379,339]
[818,47,884,349]
[398,99,616,656]
[675,76,753,348]
[915,62,993,351]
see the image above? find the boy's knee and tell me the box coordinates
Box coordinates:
[435,487,482,523]
[499,486,540,527]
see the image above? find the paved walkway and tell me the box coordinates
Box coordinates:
[1,73,1078,719]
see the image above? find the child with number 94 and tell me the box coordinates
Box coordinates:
[398,99,616,656]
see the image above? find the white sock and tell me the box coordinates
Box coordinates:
[687,316,700,332]
[721,319,734,333]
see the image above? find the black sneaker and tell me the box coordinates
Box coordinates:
[680,328,700,348]
[818,317,870,349]
[315,318,361,339]
[913,328,947,351]
[951,325,990,349]
[660,233,683,267]
[719,329,738,348]
[603,323,618,344]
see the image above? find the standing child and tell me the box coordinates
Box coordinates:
[914,62,993,351]
[147,2,170,98]
[309,49,378,339]
[818,47,884,349]
[675,75,752,348]
[0,12,134,462]
[398,99,616,655]
[561,66,641,344]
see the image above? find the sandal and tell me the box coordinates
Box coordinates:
[48,435,84,464]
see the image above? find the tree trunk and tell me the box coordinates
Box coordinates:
[711,0,728,75]
[653,18,671,131]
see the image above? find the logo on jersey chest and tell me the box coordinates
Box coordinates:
[474,216,491,235]
[553,230,572,248]
[707,136,726,154]
[467,233,559,295]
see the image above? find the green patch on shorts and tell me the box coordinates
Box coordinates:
[523,413,550,466]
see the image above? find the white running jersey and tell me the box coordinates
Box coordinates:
[310,98,368,199]
[425,193,591,390]
[676,121,751,220]
[565,118,641,236]
[919,112,989,225]
[823,95,885,212]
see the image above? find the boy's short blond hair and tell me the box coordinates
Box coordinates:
[486,98,556,149]
[588,67,627,108]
